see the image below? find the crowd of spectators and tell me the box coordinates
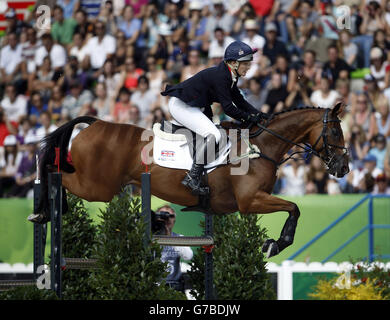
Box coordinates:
[2,0,390,198]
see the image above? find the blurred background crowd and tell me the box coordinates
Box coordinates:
[1,0,390,198]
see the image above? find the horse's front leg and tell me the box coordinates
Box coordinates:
[238,191,300,258]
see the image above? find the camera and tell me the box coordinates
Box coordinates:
[151,210,175,235]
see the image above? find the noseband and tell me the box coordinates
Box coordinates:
[249,108,348,169]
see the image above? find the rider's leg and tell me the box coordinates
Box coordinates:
[169,97,222,195]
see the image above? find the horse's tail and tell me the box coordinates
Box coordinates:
[36,116,98,222]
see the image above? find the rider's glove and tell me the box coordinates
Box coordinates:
[247,112,269,123]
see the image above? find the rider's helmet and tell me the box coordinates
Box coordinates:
[224,40,257,62]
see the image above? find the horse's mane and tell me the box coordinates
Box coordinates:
[272,105,324,118]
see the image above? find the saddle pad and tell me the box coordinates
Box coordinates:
[153,123,231,173]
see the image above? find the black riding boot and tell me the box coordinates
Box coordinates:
[181,134,217,196]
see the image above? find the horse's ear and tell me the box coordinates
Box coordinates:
[331,102,344,117]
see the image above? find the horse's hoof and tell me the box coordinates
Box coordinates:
[262,239,279,258]
[27,213,50,224]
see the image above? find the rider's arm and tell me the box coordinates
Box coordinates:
[231,84,261,115]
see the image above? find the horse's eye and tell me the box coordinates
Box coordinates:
[331,128,340,137]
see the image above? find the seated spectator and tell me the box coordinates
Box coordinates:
[145,55,167,96]
[51,5,78,46]
[208,27,234,61]
[69,32,89,64]
[186,1,208,51]
[83,21,116,71]
[246,78,265,110]
[117,6,141,45]
[368,134,387,171]
[57,0,79,20]
[28,91,48,128]
[16,116,34,147]
[97,59,122,100]
[349,154,383,192]
[73,8,95,39]
[112,87,133,123]
[322,44,352,86]
[364,74,384,112]
[142,2,162,52]
[35,111,58,141]
[349,124,370,170]
[262,22,288,66]
[369,96,390,139]
[35,33,67,74]
[206,0,235,40]
[125,105,143,127]
[166,36,189,81]
[288,0,318,43]
[0,107,17,146]
[262,72,288,114]
[0,83,27,124]
[180,49,206,82]
[6,133,38,198]
[306,157,329,194]
[0,32,22,89]
[92,82,113,120]
[352,93,372,135]
[130,76,156,120]
[372,173,390,195]
[120,57,145,92]
[279,158,307,196]
[150,23,174,69]
[48,86,65,123]
[357,172,375,194]
[20,26,41,75]
[0,135,22,198]
[165,2,187,44]
[28,56,55,102]
[310,74,340,109]
[369,47,388,90]
[61,80,93,119]
[338,29,358,69]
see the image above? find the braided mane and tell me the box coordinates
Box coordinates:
[272,105,324,117]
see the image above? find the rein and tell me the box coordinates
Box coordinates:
[247,108,348,169]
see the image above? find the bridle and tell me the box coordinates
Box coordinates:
[248,108,349,170]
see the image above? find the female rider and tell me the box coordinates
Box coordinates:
[161,41,268,195]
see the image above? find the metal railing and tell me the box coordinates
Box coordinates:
[288,194,390,263]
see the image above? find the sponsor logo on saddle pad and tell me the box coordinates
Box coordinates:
[160,150,175,159]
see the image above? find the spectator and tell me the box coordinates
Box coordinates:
[368,134,387,171]
[145,55,167,96]
[165,2,186,44]
[20,27,41,75]
[142,2,162,52]
[205,0,235,40]
[279,158,307,196]
[0,135,22,198]
[61,80,93,119]
[0,84,27,124]
[69,32,89,64]
[0,32,22,89]
[322,45,352,86]
[246,78,265,109]
[364,73,384,112]
[166,36,189,80]
[120,56,145,92]
[350,154,382,192]
[48,85,65,123]
[17,116,34,146]
[186,1,208,51]
[112,86,133,123]
[262,72,289,115]
[73,8,94,39]
[35,33,67,74]
[369,96,390,139]
[262,22,288,66]
[6,133,37,198]
[0,107,17,146]
[150,23,174,69]
[372,173,390,195]
[180,49,206,82]
[117,6,141,45]
[28,91,48,128]
[337,29,358,69]
[348,124,370,170]
[92,82,112,120]
[369,47,388,89]
[306,157,329,194]
[130,75,156,120]
[57,0,80,20]
[97,59,122,100]
[28,56,55,103]
[83,21,116,71]
[51,5,78,46]
[79,0,102,19]
[35,111,58,141]
[352,92,372,136]
[208,27,234,61]
[310,74,340,109]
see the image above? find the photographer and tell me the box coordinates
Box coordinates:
[152,205,193,292]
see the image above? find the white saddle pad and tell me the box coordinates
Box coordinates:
[152,123,231,173]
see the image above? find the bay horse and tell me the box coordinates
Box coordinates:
[31,103,349,258]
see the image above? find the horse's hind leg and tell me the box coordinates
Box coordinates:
[238,191,300,258]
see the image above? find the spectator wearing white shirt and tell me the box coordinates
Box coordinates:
[0,32,23,86]
[130,75,156,121]
[35,111,58,141]
[83,21,116,71]
[34,33,67,72]
[208,27,234,60]
[242,19,265,79]
[20,26,41,74]
[0,84,27,124]
[310,75,340,109]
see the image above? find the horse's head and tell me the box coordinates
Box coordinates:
[309,103,349,178]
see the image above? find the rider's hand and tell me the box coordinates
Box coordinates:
[247,112,269,123]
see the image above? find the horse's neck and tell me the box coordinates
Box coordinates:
[257,109,323,162]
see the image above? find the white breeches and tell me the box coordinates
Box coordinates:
[168,97,222,143]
